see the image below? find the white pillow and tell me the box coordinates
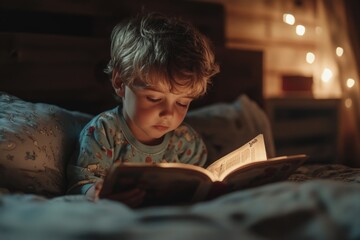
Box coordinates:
[186,95,275,166]
[0,92,92,197]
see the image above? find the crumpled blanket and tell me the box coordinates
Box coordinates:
[289,163,360,183]
[0,180,359,240]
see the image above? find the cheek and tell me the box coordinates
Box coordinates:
[131,101,160,124]
[174,108,188,124]
[135,108,153,123]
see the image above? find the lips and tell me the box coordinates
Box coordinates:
[153,125,170,131]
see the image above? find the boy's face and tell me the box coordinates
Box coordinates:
[118,80,193,145]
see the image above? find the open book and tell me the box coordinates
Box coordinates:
[100,134,307,206]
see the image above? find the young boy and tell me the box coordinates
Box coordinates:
[66,12,219,207]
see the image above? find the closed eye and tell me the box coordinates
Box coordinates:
[176,101,190,108]
[146,96,162,102]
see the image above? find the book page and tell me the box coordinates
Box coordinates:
[221,154,307,188]
[206,134,267,179]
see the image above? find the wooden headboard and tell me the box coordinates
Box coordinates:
[0,0,263,114]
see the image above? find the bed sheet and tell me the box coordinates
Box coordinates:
[0,179,359,240]
[289,163,360,183]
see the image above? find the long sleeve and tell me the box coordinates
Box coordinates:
[66,111,121,194]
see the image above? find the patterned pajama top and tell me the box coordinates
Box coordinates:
[67,107,207,194]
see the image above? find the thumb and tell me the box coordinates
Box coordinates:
[94,180,104,198]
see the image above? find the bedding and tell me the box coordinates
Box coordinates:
[0,92,92,196]
[0,180,360,240]
[1,91,360,240]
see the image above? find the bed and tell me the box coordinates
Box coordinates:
[1,54,360,240]
[1,2,360,239]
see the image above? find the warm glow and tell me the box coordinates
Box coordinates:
[321,68,333,82]
[296,25,306,36]
[346,78,355,88]
[306,52,315,64]
[345,98,352,108]
[283,13,295,25]
[315,26,322,35]
[336,47,344,57]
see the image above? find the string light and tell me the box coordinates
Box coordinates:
[346,78,355,88]
[283,14,295,25]
[321,68,333,82]
[336,47,344,57]
[306,52,315,64]
[296,25,306,36]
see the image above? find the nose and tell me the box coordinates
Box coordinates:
[159,101,174,118]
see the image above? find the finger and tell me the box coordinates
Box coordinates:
[95,180,104,194]
[91,180,104,201]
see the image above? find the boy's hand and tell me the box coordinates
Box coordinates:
[85,180,104,202]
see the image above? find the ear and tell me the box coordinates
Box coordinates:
[112,70,125,97]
